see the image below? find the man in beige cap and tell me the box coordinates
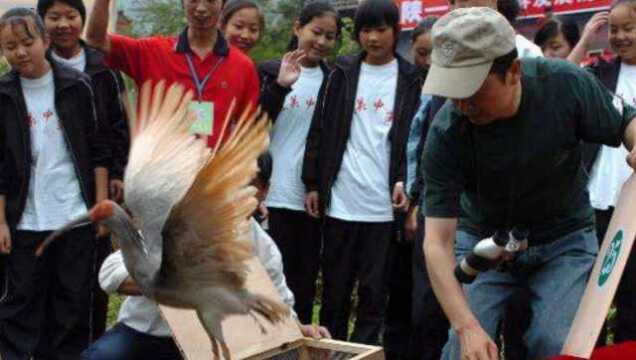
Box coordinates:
[420,7,636,360]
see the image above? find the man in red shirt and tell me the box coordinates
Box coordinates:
[86,0,260,147]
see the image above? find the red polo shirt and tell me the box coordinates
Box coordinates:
[106,29,260,148]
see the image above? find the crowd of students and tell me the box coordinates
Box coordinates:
[0,0,635,359]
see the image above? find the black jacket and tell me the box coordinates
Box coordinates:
[258,59,331,122]
[302,53,423,215]
[83,44,130,180]
[584,57,621,173]
[0,61,110,229]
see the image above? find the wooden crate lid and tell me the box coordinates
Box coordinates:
[159,257,304,359]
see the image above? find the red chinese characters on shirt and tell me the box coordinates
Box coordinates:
[26,114,35,128]
[356,98,367,113]
[385,111,395,124]
[374,99,385,112]
[43,110,54,122]
[306,97,316,109]
[290,95,300,108]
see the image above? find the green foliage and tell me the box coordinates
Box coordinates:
[128,0,187,37]
[107,294,124,327]
[0,57,9,76]
[249,0,300,63]
[335,17,359,58]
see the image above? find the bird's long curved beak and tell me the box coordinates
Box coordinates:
[35,214,93,257]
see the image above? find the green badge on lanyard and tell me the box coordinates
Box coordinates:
[184,53,223,136]
[189,101,214,136]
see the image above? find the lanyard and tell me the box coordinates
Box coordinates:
[185,53,224,101]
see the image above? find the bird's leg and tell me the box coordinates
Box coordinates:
[211,337,220,359]
[196,309,231,360]
[248,312,267,334]
[220,340,231,360]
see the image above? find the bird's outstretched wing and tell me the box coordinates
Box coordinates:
[124,81,210,257]
[160,102,270,290]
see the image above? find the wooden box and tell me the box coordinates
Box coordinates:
[159,259,383,360]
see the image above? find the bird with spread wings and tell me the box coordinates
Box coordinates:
[37,81,289,359]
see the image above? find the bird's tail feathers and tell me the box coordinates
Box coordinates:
[244,292,290,325]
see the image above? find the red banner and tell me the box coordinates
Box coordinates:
[395,0,450,30]
[395,0,610,29]
[518,0,611,18]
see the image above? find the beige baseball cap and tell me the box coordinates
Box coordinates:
[422,7,516,99]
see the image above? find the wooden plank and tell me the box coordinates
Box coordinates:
[302,338,382,353]
[350,348,385,360]
[159,258,303,360]
[561,174,636,358]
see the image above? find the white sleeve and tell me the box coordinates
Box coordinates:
[99,250,131,294]
[515,34,543,58]
[250,218,296,310]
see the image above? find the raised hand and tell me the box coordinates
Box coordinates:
[581,12,609,47]
[276,49,306,88]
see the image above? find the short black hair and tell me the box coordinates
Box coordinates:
[497,0,520,24]
[37,0,87,26]
[220,0,265,31]
[534,18,580,50]
[0,7,48,40]
[411,16,437,42]
[489,48,518,80]
[287,1,342,51]
[257,151,273,184]
[353,0,400,43]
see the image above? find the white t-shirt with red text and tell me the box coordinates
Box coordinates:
[328,59,398,222]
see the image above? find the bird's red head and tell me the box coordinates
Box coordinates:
[90,200,115,223]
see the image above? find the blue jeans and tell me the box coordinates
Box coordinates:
[81,323,181,360]
[442,227,598,360]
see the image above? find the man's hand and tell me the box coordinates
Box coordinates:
[458,322,499,360]
[0,223,11,254]
[300,324,332,339]
[405,205,419,241]
[392,182,409,212]
[305,191,321,218]
[110,179,124,202]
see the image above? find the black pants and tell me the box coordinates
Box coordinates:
[409,217,449,360]
[0,225,95,360]
[320,217,392,345]
[91,236,112,341]
[268,208,322,324]
[595,208,636,344]
[384,240,413,360]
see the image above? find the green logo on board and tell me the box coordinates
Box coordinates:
[598,230,623,287]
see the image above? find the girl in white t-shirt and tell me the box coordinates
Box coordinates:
[585,0,636,345]
[258,2,341,325]
[0,8,109,358]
